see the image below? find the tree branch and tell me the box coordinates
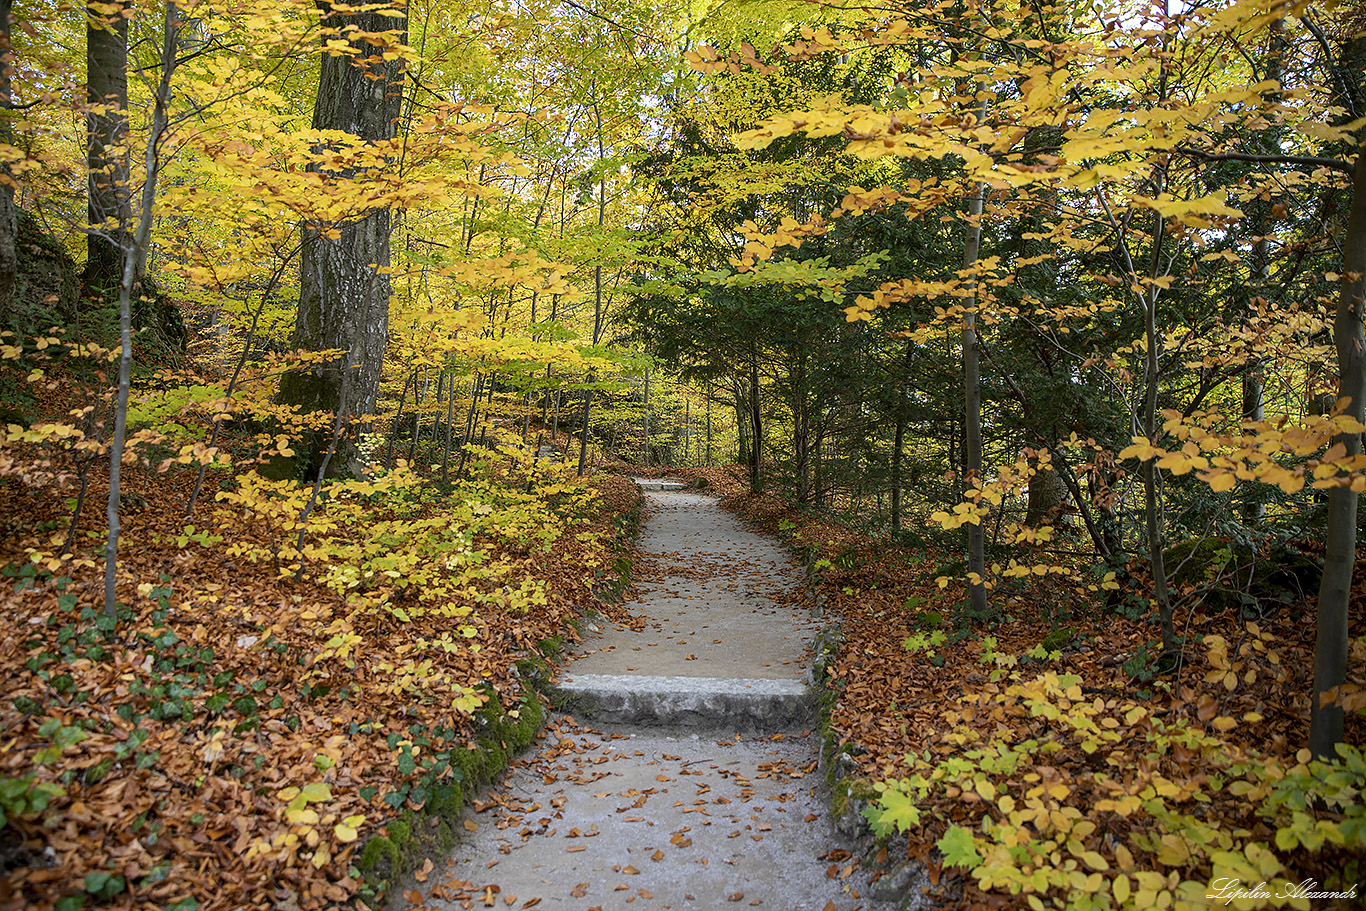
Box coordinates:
[1171,146,1354,175]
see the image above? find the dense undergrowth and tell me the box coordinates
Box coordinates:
[664,465,1366,911]
[0,361,643,911]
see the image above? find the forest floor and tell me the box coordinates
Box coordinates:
[0,414,644,911]
[2,424,1364,911]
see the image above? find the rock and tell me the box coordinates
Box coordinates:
[869,860,926,903]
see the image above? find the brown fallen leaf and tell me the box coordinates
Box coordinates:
[651,849,664,861]
[727,893,744,902]
[623,865,639,875]
[614,884,630,891]
[415,858,434,883]
[571,884,589,898]
[567,845,587,853]
[464,819,478,832]
[522,900,541,909]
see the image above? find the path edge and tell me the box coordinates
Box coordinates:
[354,478,645,908]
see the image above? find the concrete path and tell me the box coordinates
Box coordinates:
[410,485,886,911]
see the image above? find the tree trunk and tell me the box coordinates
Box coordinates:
[642,364,650,466]
[0,0,16,325]
[749,349,762,491]
[1310,147,1366,759]
[85,0,131,294]
[705,386,712,466]
[104,2,180,618]
[277,2,405,477]
[577,388,593,476]
[962,178,987,617]
[891,341,912,530]
[1140,207,1177,653]
[1025,460,1065,527]
[1242,19,1285,523]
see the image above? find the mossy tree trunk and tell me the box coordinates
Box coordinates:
[84,0,131,294]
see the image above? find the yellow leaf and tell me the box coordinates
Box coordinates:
[1206,471,1237,492]
[1113,874,1131,904]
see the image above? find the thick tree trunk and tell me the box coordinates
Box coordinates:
[1310,149,1366,759]
[85,0,131,293]
[1025,460,1065,527]
[278,2,405,477]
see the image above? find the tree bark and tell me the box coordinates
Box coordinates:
[1242,19,1285,523]
[962,178,987,616]
[104,2,180,618]
[1310,149,1366,759]
[749,347,762,491]
[85,0,131,293]
[0,0,16,325]
[891,340,913,530]
[277,1,405,477]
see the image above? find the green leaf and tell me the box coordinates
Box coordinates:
[300,782,332,803]
[864,788,921,836]
[938,825,983,869]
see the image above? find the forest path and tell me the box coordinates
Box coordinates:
[412,485,887,911]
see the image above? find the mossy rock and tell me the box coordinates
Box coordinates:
[355,688,549,902]
[1040,627,1077,652]
[357,834,401,883]
[1164,538,1254,589]
[831,776,877,819]
[428,781,464,817]
[1164,538,1322,610]
[386,816,413,848]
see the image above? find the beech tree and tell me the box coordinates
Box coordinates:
[276,1,407,477]
[84,0,130,293]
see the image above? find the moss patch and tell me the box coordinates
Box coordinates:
[353,689,545,901]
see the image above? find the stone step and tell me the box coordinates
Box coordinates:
[633,478,689,491]
[550,674,815,733]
